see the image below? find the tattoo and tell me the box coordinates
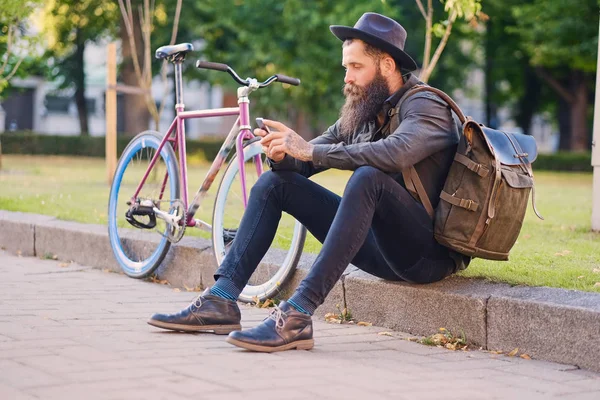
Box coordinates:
[285,133,314,161]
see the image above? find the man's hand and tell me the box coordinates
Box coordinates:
[254,119,314,162]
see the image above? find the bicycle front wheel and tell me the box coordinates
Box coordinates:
[108,131,180,278]
[212,139,306,303]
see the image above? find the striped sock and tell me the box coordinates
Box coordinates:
[287,293,317,316]
[209,277,240,301]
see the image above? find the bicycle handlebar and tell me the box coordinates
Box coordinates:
[195,60,300,87]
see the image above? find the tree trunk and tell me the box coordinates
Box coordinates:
[120,8,150,136]
[74,28,89,136]
[514,66,540,136]
[569,71,589,152]
[484,18,496,128]
[557,95,571,151]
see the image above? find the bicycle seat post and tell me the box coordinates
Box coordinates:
[174,61,184,112]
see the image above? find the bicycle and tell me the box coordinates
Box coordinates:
[107,42,307,302]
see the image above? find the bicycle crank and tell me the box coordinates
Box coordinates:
[154,199,186,243]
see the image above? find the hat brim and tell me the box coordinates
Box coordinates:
[330,25,417,73]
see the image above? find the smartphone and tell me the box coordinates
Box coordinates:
[255,117,271,134]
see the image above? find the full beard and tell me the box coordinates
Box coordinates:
[338,72,391,138]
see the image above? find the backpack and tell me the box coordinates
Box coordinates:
[390,85,544,261]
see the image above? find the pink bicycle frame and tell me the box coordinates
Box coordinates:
[130,62,264,228]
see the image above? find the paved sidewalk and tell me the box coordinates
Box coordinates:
[1,251,599,400]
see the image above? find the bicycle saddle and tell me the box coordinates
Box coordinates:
[155,43,194,60]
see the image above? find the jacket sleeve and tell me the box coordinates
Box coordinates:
[311,94,456,172]
[267,122,342,178]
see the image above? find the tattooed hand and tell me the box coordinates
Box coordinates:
[254,119,314,162]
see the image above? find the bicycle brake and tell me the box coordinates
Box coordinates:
[125,199,157,229]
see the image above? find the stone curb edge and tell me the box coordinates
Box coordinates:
[1,210,599,372]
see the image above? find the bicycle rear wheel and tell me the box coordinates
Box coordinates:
[212,139,306,303]
[108,131,180,278]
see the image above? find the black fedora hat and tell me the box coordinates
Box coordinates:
[330,12,417,73]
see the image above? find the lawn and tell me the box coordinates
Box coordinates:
[0,154,598,292]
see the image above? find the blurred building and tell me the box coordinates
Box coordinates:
[0,41,558,152]
[0,40,233,139]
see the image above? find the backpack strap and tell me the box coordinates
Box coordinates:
[391,85,467,219]
[402,167,435,218]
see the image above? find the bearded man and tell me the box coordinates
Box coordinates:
[149,12,467,352]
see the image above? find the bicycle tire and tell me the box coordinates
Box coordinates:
[108,131,180,278]
[212,139,307,303]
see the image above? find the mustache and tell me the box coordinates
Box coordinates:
[343,83,365,98]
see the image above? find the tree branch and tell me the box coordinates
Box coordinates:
[3,54,25,82]
[422,0,433,71]
[535,67,574,104]
[159,0,183,119]
[414,0,427,19]
[421,10,456,83]
[118,0,145,89]
[0,25,15,75]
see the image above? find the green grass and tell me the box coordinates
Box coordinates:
[1,154,599,293]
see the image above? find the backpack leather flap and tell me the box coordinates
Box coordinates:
[480,126,538,165]
[501,166,534,189]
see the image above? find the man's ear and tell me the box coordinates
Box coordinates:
[380,56,396,78]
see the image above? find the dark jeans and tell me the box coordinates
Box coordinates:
[214,166,457,309]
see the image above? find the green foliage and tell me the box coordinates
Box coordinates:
[0,131,224,160]
[43,0,120,89]
[534,152,592,172]
[176,0,481,133]
[0,0,45,95]
[510,0,600,72]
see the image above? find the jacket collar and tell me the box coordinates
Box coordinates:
[375,73,421,135]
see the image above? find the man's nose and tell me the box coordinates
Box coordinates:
[344,70,354,85]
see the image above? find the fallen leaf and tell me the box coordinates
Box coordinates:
[507,348,519,357]
[593,269,600,274]
[594,282,600,287]
[554,250,571,257]
[357,321,372,327]
[324,313,342,324]
[446,342,457,351]
[102,269,110,273]
[439,327,447,332]
[260,299,273,309]
[431,333,448,345]
[490,350,503,355]
[173,288,181,292]
[378,332,393,337]
[58,262,69,268]
[520,354,531,360]
[51,254,58,260]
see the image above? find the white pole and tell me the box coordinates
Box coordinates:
[591,21,600,231]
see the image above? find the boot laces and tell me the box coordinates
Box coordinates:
[268,306,288,330]
[190,295,203,309]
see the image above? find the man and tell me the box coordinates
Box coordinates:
[148,12,467,352]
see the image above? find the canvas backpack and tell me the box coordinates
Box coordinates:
[389,85,544,261]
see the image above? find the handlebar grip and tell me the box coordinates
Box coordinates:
[196,60,230,72]
[275,74,301,86]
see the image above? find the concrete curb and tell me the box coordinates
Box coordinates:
[1,210,599,372]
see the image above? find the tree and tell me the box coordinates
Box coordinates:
[0,0,44,169]
[416,0,484,83]
[0,0,43,92]
[43,0,119,136]
[180,0,481,137]
[118,0,182,132]
[510,0,599,151]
